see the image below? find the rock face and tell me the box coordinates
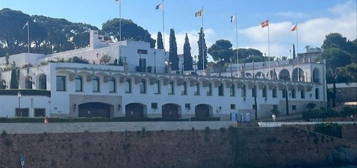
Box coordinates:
[0,126,356,168]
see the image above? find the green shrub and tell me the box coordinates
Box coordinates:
[341,107,357,117]
[306,103,317,110]
[204,127,211,134]
[1,130,7,137]
[314,123,342,138]
[0,116,220,123]
[302,108,340,120]
[219,127,226,133]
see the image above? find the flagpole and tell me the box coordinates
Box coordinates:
[27,22,30,53]
[201,7,205,71]
[235,13,239,77]
[162,0,165,50]
[119,0,122,42]
[267,19,271,79]
[296,24,299,58]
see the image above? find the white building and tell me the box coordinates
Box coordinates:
[0,31,327,120]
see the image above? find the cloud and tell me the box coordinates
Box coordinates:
[240,0,357,57]
[275,12,309,19]
[151,28,216,56]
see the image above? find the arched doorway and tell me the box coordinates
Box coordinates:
[195,104,213,119]
[245,73,252,78]
[162,104,181,120]
[292,68,305,82]
[268,70,278,80]
[313,68,320,83]
[125,103,146,120]
[255,72,265,79]
[279,69,290,81]
[78,102,112,118]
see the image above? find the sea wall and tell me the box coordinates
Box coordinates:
[0,125,357,168]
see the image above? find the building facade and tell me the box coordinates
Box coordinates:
[0,31,327,120]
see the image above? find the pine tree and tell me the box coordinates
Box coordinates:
[183,34,193,71]
[197,27,208,70]
[157,32,164,50]
[169,29,179,70]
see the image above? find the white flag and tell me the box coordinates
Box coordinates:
[22,21,29,30]
[230,16,237,23]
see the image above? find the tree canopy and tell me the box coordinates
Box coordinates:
[208,40,233,63]
[320,33,357,83]
[321,48,351,69]
[0,8,156,57]
[102,18,155,48]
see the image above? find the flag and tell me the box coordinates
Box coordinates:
[195,10,203,17]
[155,3,164,10]
[230,16,237,23]
[22,21,29,29]
[261,20,269,28]
[291,24,298,31]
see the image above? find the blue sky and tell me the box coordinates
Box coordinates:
[1,0,356,58]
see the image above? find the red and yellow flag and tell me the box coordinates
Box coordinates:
[261,20,269,28]
[291,24,298,31]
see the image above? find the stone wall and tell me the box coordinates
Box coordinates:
[0,126,357,168]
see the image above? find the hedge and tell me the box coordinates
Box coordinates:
[0,117,220,123]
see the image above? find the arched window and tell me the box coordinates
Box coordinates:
[75,76,83,92]
[181,81,187,95]
[218,83,224,96]
[0,80,6,89]
[207,83,213,96]
[301,89,305,99]
[269,70,278,80]
[262,86,267,98]
[279,69,290,81]
[168,81,175,95]
[108,78,116,93]
[125,79,132,93]
[313,68,320,83]
[230,84,235,97]
[38,74,47,90]
[25,76,32,89]
[272,87,277,98]
[195,83,200,96]
[255,72,265,79]
[140,79,147,94]
[292,68,305,82]
[252,86,257,97]
[92,77,100,92]
[315,88,320,100]
[292,89,296,99]
[155,80,161,94]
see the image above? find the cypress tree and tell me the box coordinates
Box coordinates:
[10,68,19,89]
[183,34,193,71]
[197,27,208,70]
[169,29,179,70]
[157,32,164,50]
